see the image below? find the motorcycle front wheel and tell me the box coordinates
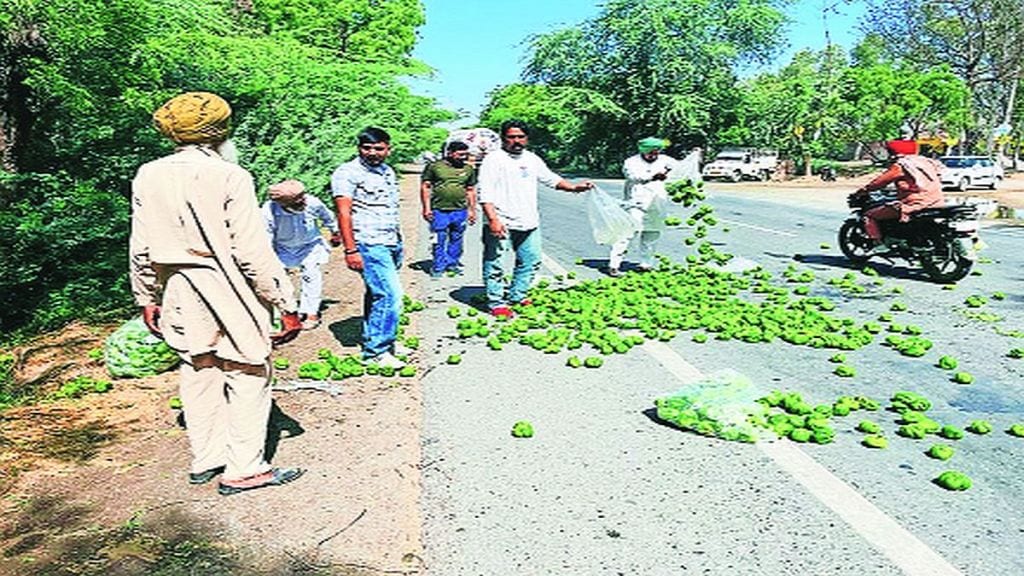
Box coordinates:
[838,219,872,265]
[920,236,973,283]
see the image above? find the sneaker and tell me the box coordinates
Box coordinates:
[490,306,515,319]
[446,266,464,276]
[301,315,321,330]
[608,268,622,278]
[366,352,405,369]
[392,342,415,357]
[429,270,445,279]
[517,298,533,307]
[637,263,654,272]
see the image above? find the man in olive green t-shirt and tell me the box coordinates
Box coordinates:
[420,140,478,277]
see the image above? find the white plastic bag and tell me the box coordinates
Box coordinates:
[642,193,669,232]
[666,150,703,184]
[586,188,638,245]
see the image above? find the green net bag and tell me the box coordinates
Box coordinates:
[653,369,766,443]
[104,317,180,378]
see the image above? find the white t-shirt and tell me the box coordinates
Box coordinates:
[622,153,677,209]
[477,148,562,231]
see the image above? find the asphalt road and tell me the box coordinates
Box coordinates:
[415,180,1024,575]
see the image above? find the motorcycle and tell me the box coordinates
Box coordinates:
[838,191,981,283]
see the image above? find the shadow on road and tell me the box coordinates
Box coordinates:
[327,316,363,347]
[265,400,305,462]
[641,407,675,430]
[575,257,652,275]
[449,286,486,309]
[409,258,433,275]
[790,253,929,282]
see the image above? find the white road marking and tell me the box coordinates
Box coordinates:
[541,253,570,277]
[642,340,705,382]
[759,441,962,576]
[716,217,797,237]
[642,338,963,576]
[540,245,963,574]
[981,226,1024,237]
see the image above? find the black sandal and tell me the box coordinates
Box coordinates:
[188,465,225,485]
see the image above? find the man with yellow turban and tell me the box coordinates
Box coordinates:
[608,137,676,277]
[131,91,304,495]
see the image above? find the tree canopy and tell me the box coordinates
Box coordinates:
[495,0,792,171]
[0,0,451,338]
[862,0,1024,148]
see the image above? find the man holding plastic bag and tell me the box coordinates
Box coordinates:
[607,137,676,277]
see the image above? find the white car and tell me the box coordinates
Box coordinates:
[939,156,1003,191]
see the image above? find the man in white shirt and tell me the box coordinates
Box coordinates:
[477,120,593,317]
[608,137,676,277]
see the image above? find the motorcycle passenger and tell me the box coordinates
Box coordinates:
[851,139,945,247]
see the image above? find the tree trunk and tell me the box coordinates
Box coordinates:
[999,73,1018,163]
[0,110,14,172]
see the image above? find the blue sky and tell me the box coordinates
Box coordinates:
[408,0,867,123]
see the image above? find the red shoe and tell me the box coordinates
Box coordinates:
[490,306,515,319]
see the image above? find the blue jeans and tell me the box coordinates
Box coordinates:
[482,227,541,309]
[430,208,468,273]
[358,243,403,358]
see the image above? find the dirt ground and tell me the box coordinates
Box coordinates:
[0,171,430,575]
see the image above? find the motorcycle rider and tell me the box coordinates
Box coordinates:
[850,139,945,249]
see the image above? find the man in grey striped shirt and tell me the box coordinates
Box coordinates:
[331,127,405,368]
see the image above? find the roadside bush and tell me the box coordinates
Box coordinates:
[0,173,134,341]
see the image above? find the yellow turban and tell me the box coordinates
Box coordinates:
[152,91,231,144]
[268,179,306,203]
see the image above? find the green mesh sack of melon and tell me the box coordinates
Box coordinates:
[104,317,180,378]
[654,369,766,443]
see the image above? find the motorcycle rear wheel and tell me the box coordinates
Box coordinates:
[920,236,973,283]
[838,220,872,265]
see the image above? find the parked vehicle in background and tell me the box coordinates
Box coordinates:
[939,156,1003,191]
[702,148,779,182]
[444,127,500,166]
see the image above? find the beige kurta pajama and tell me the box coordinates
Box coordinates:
[130,145,296,481]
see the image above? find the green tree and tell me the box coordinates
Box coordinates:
[728,38,971,169]
[838,37,971,155]
[729,47,851,172]
[0,0,450,338]
[480,84,626,172]
[513,0,791,170]
[863,0,1024,150]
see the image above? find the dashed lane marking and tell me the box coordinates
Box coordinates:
[716,217,797,237]
[541,253,570,278]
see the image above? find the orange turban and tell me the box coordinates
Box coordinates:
[268,179,306,203]
[885,139,918,156]
[152,92,231,144]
